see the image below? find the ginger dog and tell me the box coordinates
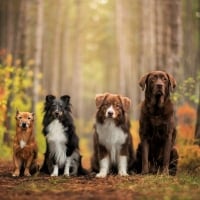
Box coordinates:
[12,110,38,177]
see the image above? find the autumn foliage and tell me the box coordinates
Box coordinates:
[177,103,196,143]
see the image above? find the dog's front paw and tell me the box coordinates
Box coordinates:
[51,172,58,177]
[96,172,107,178]
[24,168,31,176]
[118,170,129,176]
[141,166,149,175]
[12,172,20,177]
[63,172,70,177]
[162,167,169,175]
[12,169,20,177]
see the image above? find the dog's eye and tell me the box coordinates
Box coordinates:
[162,77,167,81]
[115,104,120,108]
[28,117,32,120]
[18,116,22,120]
[150,77,156,82]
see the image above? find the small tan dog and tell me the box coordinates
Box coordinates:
[12,110,38,177]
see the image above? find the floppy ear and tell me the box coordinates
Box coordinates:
[95,93,108,109]
[166,73,176,92]
[120,96,131,112]
[60,95,70,104]
[139,73,149,91]
[46,94,56,103]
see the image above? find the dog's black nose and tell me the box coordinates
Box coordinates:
[108,111,113,117]
[54,111,60,118]
[22,122,27,128]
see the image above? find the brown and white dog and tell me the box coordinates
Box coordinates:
[136,70,178,175]
[91,93,135,178]
[12,111,38,177]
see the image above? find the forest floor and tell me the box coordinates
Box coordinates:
[0,161,200,200]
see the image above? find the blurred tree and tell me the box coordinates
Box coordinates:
[71,0,83,119]
[33,0,43,113]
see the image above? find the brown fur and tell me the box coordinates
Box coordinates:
[136,71,178,175]
[91,93,135,176]
[12,111,38,176]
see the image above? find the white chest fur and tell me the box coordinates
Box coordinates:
[46,119,68,167]
[96,119,127,164]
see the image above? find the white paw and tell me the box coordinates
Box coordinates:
[96,172,107,178]
[118,171,129,176]
[50,172,58,177]
[63,173,70,177]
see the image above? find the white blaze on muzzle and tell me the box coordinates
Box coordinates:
[105,105,116,118]
[20,121,29,128]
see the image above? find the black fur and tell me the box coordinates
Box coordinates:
[40,94,87,176]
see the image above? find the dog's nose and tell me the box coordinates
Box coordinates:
[156,84,163,89]
[156,79,164,89]
[22,122,27,128]
[108,111,113,117]
[55,111,59,116]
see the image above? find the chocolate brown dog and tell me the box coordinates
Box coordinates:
[136,71,178,175]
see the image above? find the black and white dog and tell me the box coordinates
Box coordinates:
[40,94,86,176]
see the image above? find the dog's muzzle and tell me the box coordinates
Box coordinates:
[53,111,63,118]
[20,122,28,129]
[105,105,116,118]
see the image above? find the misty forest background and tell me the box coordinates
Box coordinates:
[0,0,200,170]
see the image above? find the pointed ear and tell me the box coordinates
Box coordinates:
[95,93,108,109]
[16,109,19,115]
[139,73,149,91]
[31,112,35,120]
[60,95,70,104]
[166,73,176,92]
[46,94,56,103]
[120,96,131,112]
[16,109,19,119]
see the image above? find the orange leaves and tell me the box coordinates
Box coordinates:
[177,103,196,143]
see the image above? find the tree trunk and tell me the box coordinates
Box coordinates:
[51,0,65,96]
[71,0,83,119]
[32,0,43,112]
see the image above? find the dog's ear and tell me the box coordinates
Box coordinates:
[16,109,19,119]
[139,73,149,91]
[60,95,70,104]
[31,112,35,120]
[46,95,56,103]
[95,93,108,109]
[120,96,131,112]
[166,73,176,92]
